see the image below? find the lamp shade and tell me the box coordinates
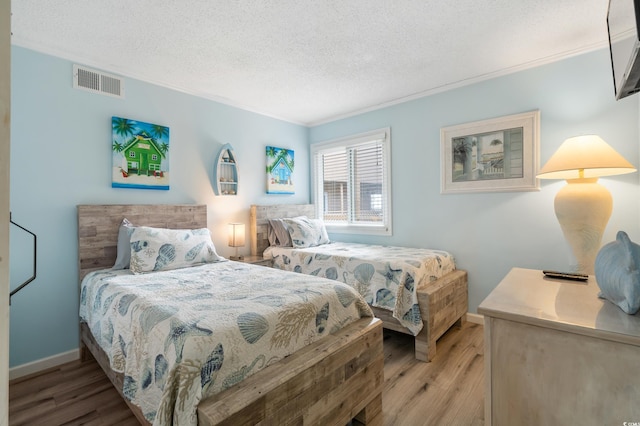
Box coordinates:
[228,223,245,247]
[537,135,636,180]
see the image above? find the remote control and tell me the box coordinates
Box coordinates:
[542,270,589,281]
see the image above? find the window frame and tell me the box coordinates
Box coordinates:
[310,127,392,236]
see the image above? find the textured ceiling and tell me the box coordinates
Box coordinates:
[11,1,612,125]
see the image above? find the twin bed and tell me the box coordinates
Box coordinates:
[78,203,468,425]
[78,204,384,426]
[250,204,468,362]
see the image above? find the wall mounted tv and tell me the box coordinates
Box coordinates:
[608,0,640,100]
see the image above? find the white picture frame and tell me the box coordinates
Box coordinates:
[440,110,540,194]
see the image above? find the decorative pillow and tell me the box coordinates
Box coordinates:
[268,218,295,247]
[283,217,330,248]
[129,226,225,274]
[112,218,136,270]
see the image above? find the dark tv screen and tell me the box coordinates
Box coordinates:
[608,0,640,99]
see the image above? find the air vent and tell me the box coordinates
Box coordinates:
[73,65,124,98]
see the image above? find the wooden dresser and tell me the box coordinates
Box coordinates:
[479,267,640,425]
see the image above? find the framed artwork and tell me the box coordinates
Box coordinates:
[266,146,295,194]
[440,110,540,194]
[112,116,170,190]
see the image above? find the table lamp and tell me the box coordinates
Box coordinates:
[228,223,245,260]
[537,135,636,274]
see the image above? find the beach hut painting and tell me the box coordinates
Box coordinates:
[266,146,294,194]
[112,116,170,190]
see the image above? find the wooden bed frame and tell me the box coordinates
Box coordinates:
[77,204,384,426]
[250,204,468,362]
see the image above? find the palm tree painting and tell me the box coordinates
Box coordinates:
[112,116,170,190]
[266,146,294,194]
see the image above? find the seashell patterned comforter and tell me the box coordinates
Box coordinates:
[264,242,456,335]
[79,261,372,426]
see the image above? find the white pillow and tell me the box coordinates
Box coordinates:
[129,226,225,274]
[283,217,330,248]
[112,218,135,270]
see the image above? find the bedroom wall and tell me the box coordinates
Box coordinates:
[310,47,640,314]
[9,44,640,371]
[8,46,309,368]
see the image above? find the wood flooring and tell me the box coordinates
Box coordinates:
[9,321,484,426]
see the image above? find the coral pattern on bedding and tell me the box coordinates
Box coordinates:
[79,261,372,426]
[264,242,456,335]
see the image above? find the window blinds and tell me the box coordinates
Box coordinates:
[317,134,386,225]
[321,149,349,222]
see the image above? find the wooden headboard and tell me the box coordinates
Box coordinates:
[250,204,315,256]
[77,204,207,281]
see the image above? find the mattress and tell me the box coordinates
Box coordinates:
[79,261,372,425]
[264,242,456,335]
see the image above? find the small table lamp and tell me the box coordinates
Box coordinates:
[228,223,245,260]
[537,135,636,274]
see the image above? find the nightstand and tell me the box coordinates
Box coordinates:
[234,255,272,267]
[479,267,640,425]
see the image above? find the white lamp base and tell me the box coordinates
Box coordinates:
[554,178,612,275]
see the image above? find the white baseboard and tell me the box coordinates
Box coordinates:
[466,312,484,325]
[9,348,80,381]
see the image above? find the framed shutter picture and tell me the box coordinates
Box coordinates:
[440,110,540,194]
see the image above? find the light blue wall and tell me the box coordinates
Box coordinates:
[310,48,640,315]
[10,44,640,369]
[9,46,309,367]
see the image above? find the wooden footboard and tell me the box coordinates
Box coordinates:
[198,316,384,425]
[371,270,468,362]
[416,269,468,361]
[81,318,384,426]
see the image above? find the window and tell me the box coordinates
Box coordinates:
[311,128,391,235]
